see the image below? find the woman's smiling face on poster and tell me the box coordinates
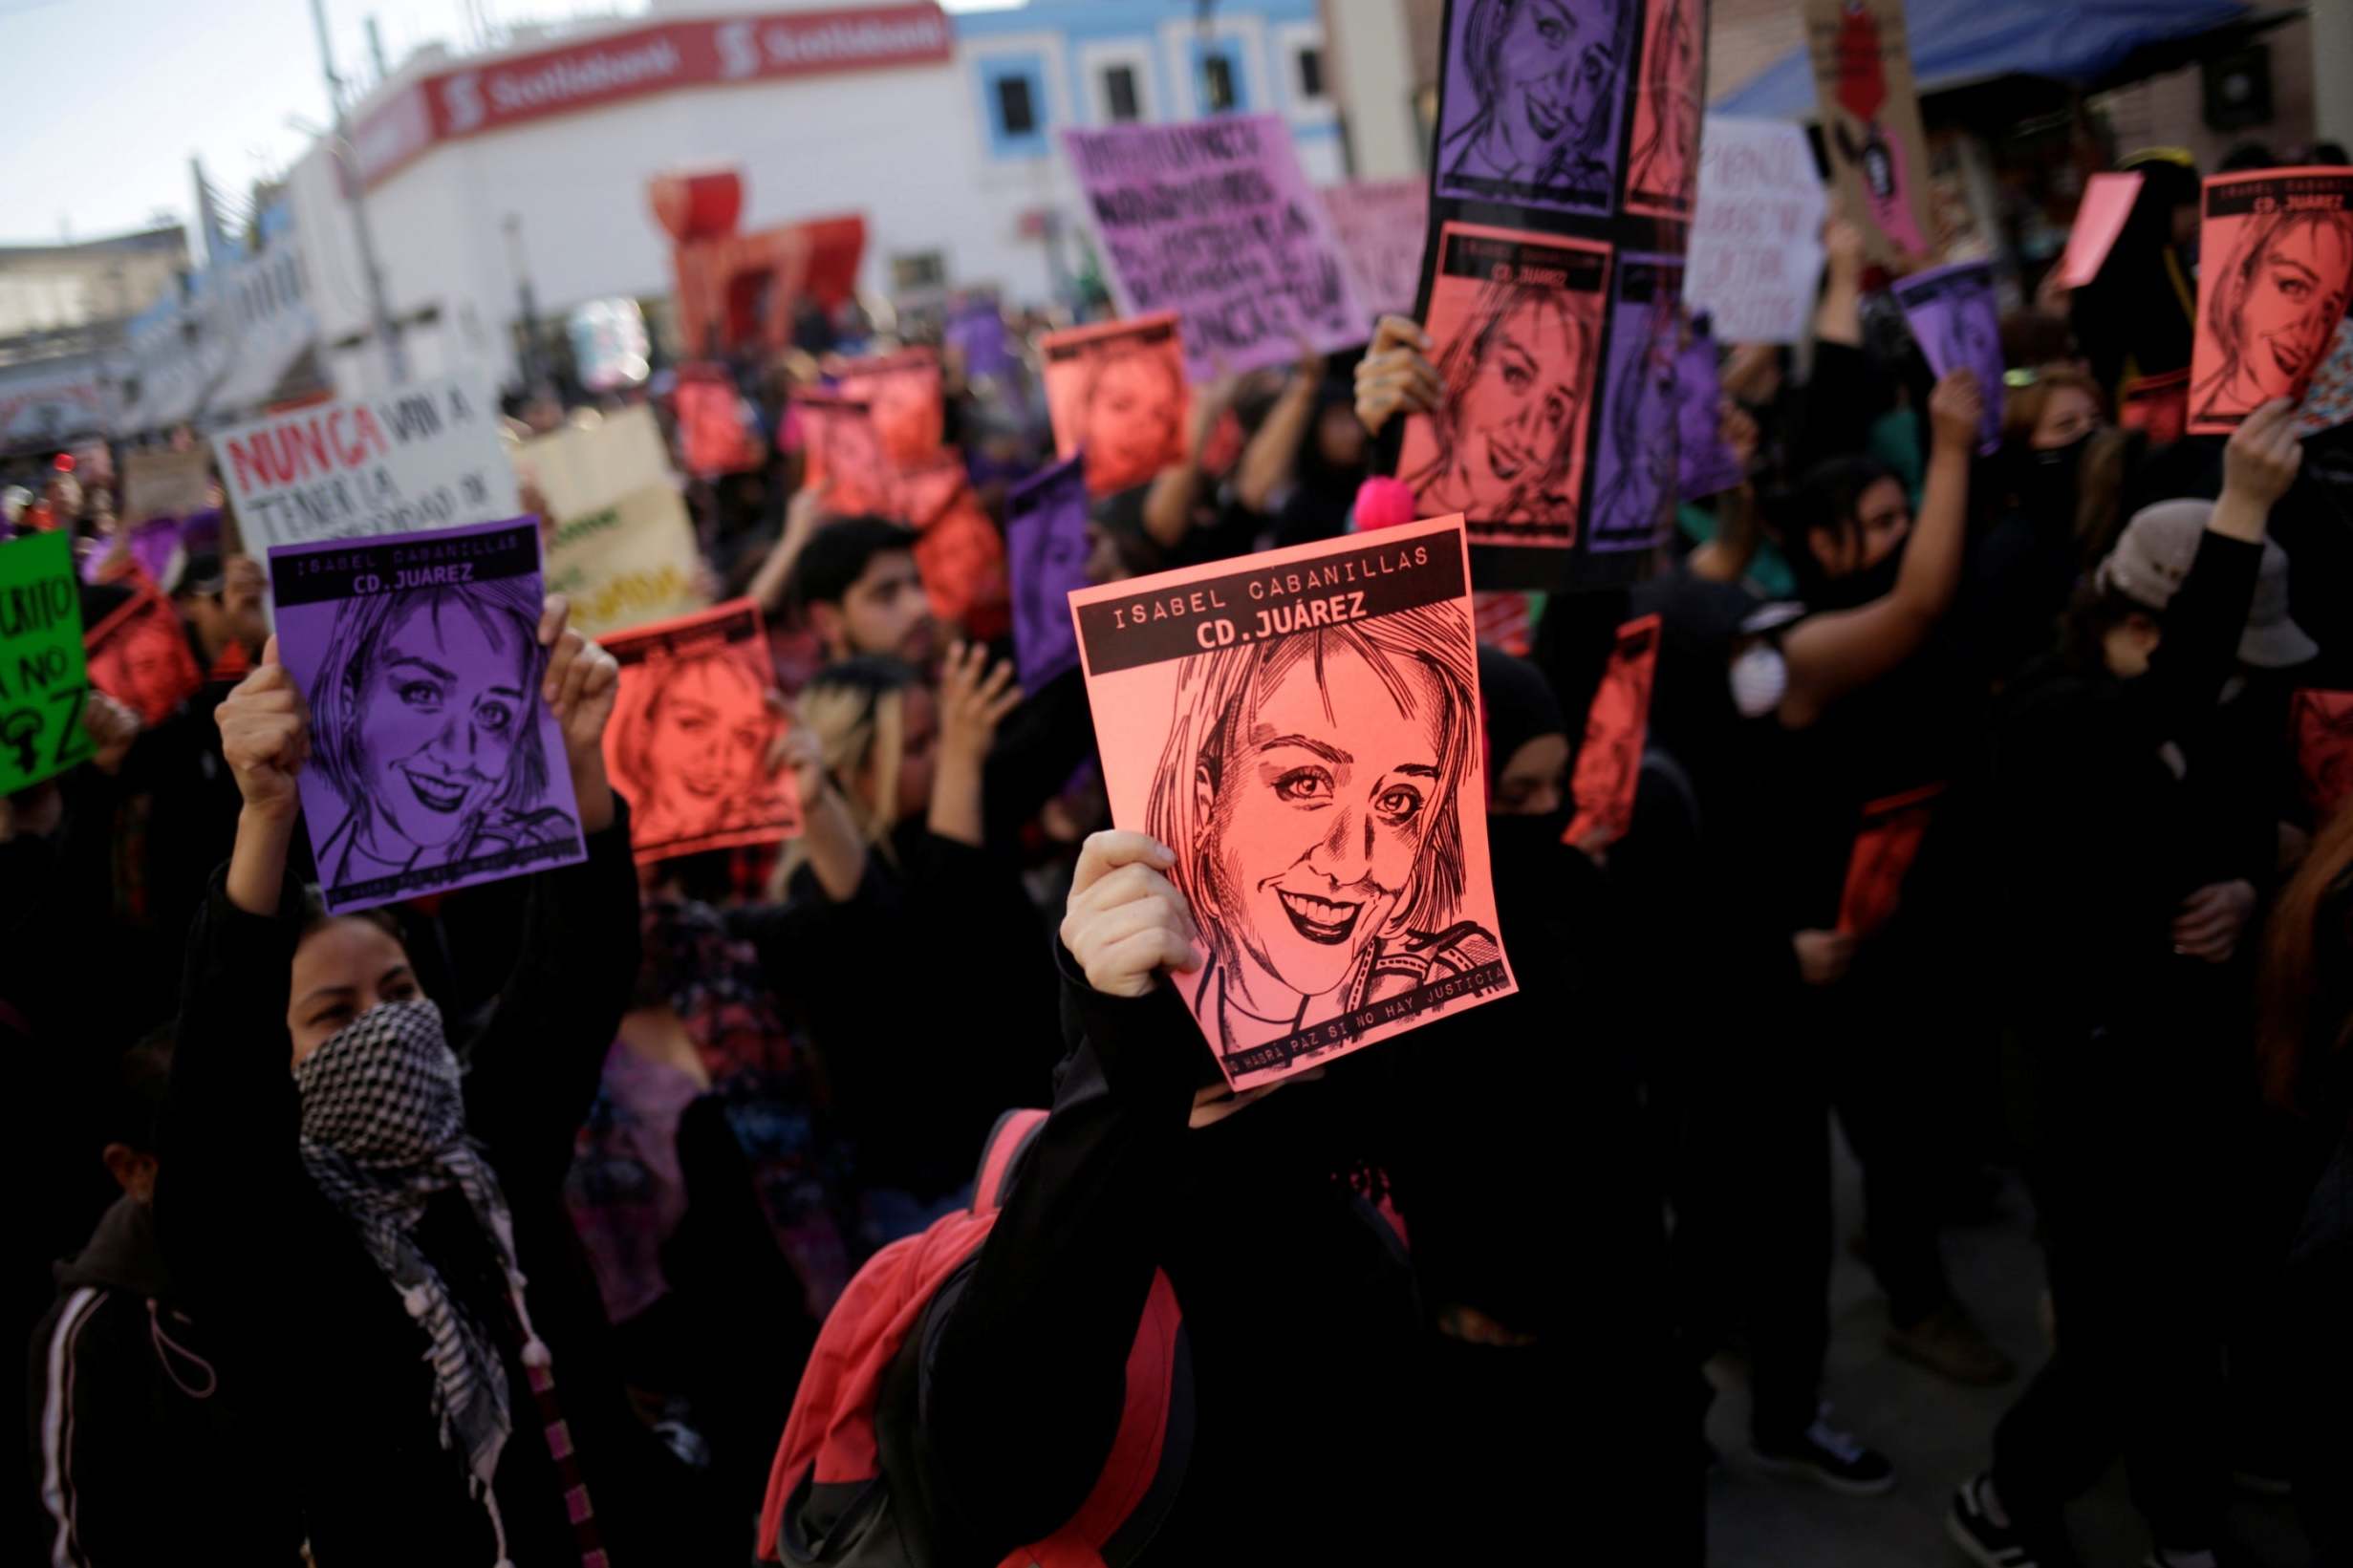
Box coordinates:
[1460,297,1580,503]
[1497,0,1610,157]
[364,599,527,848]
[656,657,767,807]
[1208,640,1446,999]
[2243,220,2352,394]
[1086,354,1179,488]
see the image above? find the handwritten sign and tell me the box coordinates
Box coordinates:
[1588,256,1685,554]
[0,531,93,792]
[268,517,585,913]
[518,405,673,523]
[1004,454,1090,690]
[544,484,708,640]
[1069,514,1516,1088]
[1892,260,2005,453]
[602,599,800,865]
[1063,115,1368,379]
[2189,166,2353,435]
[1041,314,1191,498]
[1321,179,1431,321]
[2058,171,2143,289]
[121,447,213,526]
[1803,0,1935,267]
[1563,612,1661,849]
[1685,116,1828,345]
[212,376,520,554]
[84,586,201,725]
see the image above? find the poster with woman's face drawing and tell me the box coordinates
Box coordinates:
[1676,318,1747,501]
[1436,0,1638,217]
[83,586,202,725]
[1043,313,1192,499]
[2190,167,2353,435]
[1588,256,1684,554]
[268,518,585,913]
[793,392,895,518]
[1624,0,1705,218]
[1069,515,1517,1088]
[1562,612,1659,850]
[1005,454,1090,690]
[2290,689,2353,819]
[1398,223,1610,549]
[1890,260,2005,454]
[1836,783,1942,939]
[831,348,946,474]
[600,599,800,866]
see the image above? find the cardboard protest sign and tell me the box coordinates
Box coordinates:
[1063,115,1368,380]
[213,377,520,556]
[1803,0,1935,268]
[1069,514,1515,1087]
[2295,312,2353,438]
[832,349,946,473]
[1433,0,1638,217]
[794,392,896,518]
[1397,222,1610,549]
[0,531,94,793]
[2058,172,2143,290]
[518,405,673,524]
[2121,368,2191,447]
[1892,261,2005,453]
[121,447,212,525]
[1563,612,1659,850]
[1685,116,1828,345]
[543,484,708,640]
[1676,318,1746,500]
[1042,314,1191,499]
[2190,167,2353,435]
[1321,179,1432,322]
[1625,0,1706,219]
[2291,689,2353,819]
[675,375,761,477]
[1588,256,1685,554]
[1837,782,1943,938]
[84,587,201,725]
[267,517,586,912]
[1005,454,1090,690]
[601,599,800,865]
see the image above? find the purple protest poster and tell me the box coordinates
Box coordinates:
[1435,0,1639,219]
[268,517,586,913]
[1676,317,1746,500]
[1004,453,1090,691]
[1062,114,1369,380]
[1891,260,2005,454]
[947,296,1012,385]
[1587,254,1684,553]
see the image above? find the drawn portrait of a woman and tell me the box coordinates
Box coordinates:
[607,642,790,854]
[1590,294,1681,547]
[1625,0,1700,210]
[1407,278,1597,531]
[1144,602,1499,1062]
[2191,207,2353,423]
[1440,0,1635,207]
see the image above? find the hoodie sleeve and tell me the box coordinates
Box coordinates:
[30,1286,178,1568]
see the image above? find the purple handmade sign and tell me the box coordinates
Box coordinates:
[1676,318,1746,500]
[1587,254,1684,553]
[1891,260,2005,454]
[268,516,586,913]
[948,297,1013,386]
[1062,114,1368,380]
[1435,0,1639,219]
[1004,453,1090,691]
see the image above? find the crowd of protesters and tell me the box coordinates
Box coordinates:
[10,140,2352,1568]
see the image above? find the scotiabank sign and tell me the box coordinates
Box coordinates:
[349,4,951,187]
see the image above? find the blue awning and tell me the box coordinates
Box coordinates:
[1714,0,2259,119]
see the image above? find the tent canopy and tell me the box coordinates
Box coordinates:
[1714,0,2264,119]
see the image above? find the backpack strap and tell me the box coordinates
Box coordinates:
[972,1107,1049,1216]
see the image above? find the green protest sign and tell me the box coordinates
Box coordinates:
[0,531,95,793]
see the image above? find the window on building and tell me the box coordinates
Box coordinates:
[892,251,947,294]
[1297,47,1326,100]
[996,75,1037,138]
[1104,64,1140,123]
[1201,54,1237,114]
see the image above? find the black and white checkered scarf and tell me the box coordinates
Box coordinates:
[295,999,546,1488]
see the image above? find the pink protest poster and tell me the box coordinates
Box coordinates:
[1042,313,1191,499]
[793,391,896,517]
[1625,0,1706,219]
[831,347,946,473]
[1837,782,1944,938]
[267,518,587,913]
[1397,222,1611,549]
[2291,689,2353,818]
[1563,612,1660,852]
[675,373,760,477]
[1063,115,1369,380]
[2191,166,2353,435]
[601,599,801,866]
[1320,179,1431,321]
[1069,514,1517,1087]
[2057,171,2143,289]
[83,585,202,726]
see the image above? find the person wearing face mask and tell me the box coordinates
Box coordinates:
[156,604,718,1567]
[1949,402,2310,1568]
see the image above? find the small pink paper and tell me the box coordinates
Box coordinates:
[2058,172,2143,289]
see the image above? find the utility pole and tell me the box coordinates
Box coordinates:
[504,214,542,392]
[311,0,408,386]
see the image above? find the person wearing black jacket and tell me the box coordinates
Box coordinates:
[157,603,708,1566]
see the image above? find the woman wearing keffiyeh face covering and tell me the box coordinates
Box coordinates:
[155,595,709,1565]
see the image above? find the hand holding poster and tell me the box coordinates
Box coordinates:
[1587,256,1685,554]
[1063,115,1368,380]
[1004,454,1090,690]
[84,586,202,725]
[1563,613,1660,850]
[1676,319,1746,500]
[1042,314,1192,498]
[1434,0,1638,216]
[602,600,800,865]
[1320,179,1432,322]
[267,518,586,912]
[0,531,94,793]
[1068,514,1516,1088]
[1803,0,1935,268]
[121,447,213,525]
[1685,116,1828,345]
[1397,222,1610,549]
[2190,166,2353,435]
[1891,261,2005,453]
[2057,172,2143,290]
